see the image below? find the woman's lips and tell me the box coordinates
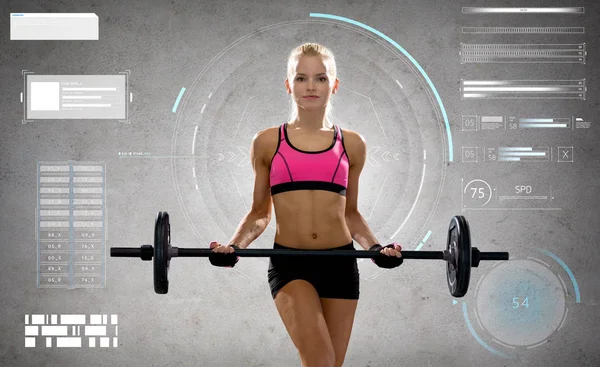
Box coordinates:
[303,96,319,99]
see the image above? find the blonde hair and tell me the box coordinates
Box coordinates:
[286,43,337,129]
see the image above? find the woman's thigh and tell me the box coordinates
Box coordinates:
[273,279,335,364]
[320,298,358,367]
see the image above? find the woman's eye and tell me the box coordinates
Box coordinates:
[295,77,327,82]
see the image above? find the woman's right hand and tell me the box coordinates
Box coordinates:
[209,242,240,268]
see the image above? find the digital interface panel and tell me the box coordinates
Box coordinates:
[25,74,129,121]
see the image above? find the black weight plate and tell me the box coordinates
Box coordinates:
[446,215,472,298]
[154,211,170,294]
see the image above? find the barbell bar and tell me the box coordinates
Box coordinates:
[111,212,509,296]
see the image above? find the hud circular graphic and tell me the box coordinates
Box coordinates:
[171,20,449,280]
[463,179,493,207]
[474,259,567,347]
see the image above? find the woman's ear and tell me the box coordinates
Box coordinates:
[285,79,291,94]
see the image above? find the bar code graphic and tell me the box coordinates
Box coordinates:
[25,314,118,348]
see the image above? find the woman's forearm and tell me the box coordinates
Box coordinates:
[227,211,271,249]
[345,211,380,250]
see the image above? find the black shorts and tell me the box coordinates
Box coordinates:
[267,241,360,300]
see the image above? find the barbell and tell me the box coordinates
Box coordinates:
[110,212,509,296]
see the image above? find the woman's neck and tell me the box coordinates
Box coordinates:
[290,109,330,132]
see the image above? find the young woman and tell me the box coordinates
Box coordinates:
[209,43,403,367]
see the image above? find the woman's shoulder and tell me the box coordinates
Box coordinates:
[336,127,366,166]
[251,125,281,160]
[253,125,281,143]
[337,127,365,148]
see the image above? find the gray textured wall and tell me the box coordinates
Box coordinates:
[1,0,599,366]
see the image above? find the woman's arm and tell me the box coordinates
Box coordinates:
[343,130,381,250]
[345,212,379,250]
[226,129,274,249]
[227,211,271,249]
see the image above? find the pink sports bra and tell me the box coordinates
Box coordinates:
[269,123,350,196]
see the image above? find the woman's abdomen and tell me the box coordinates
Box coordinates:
[272,190,352,249]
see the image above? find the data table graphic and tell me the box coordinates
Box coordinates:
[37,162,105,289]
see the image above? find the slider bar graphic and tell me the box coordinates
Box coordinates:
[461,80,585,99]
[462,7,584,14]
[461,44,586,63]
[497,147,548,162]
[498,196,548,201]
[464,115,589,131]
[519,118,571,129]
[462,27,584,34]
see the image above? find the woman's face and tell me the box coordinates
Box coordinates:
[286,55,338,112]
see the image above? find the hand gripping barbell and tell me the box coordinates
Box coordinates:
[110,212,509,296]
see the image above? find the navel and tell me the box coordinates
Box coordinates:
[312,233,318,239]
